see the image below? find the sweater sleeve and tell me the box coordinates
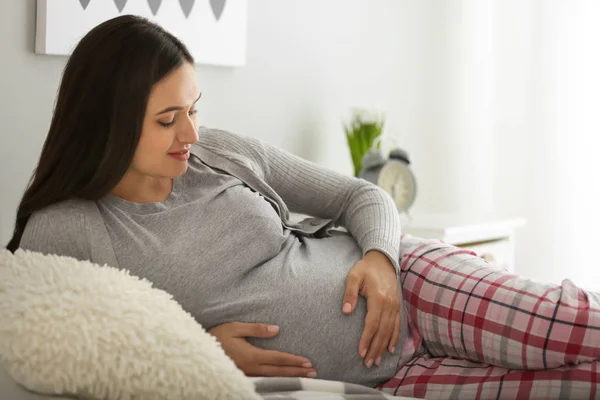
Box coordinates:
[198,128,402,272]
[19,203,92,263]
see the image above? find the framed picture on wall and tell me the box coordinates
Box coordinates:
[35,0,248,67]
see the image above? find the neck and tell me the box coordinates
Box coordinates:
[111,171,173,204]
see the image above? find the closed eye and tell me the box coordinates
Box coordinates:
[158,109,197,128]
[158,120,175,128]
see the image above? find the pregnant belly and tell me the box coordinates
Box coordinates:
[200,235,403,387]
[242,271,402,387]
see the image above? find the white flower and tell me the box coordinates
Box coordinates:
[351,107,385,124]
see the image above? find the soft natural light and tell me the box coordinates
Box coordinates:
[553,0,600,291]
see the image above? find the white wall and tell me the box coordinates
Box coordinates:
[0,1,67,244]
[0,0,418,244]
[542,0,600,289]
[2,1,594,290]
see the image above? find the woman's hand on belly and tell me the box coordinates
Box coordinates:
[342,250,401,369]
[208,321,317,378]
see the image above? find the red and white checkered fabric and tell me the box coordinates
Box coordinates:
[379,235,600,400]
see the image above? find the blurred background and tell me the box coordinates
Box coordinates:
[1,0,599,290]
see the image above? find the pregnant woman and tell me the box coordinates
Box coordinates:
[7,15,600,400]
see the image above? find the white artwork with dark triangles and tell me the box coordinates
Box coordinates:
[35,0,247,67]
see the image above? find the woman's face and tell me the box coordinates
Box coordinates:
[129,62,201,180]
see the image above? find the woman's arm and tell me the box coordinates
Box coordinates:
[198,129,402,272]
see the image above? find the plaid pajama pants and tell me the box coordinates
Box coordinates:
[378,235,600,400]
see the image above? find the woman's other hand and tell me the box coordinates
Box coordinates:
[208,322,317,378]
[342,250,401,368]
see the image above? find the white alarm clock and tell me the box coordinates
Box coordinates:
[358,145,417,214]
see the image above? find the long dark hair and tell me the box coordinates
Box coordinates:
[6,15,194,252]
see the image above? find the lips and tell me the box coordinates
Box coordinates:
[168,149,190,161]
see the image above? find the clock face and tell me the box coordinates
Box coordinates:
[377,160,417,212]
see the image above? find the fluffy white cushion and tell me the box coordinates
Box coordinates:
[0,249,260,400]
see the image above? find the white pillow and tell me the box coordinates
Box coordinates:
[0,249,260,400]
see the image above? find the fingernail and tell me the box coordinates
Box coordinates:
[307,371,317,378]
[267,325,279,333]
[390,346,396,353]
[342,303,352,313]
[360,348,367,358]
[375,356,382,366]
[302,362,312,368]
[366,359,373,368]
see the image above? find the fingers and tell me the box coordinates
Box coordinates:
[260,349,313,369]
[358,294,381,361]
[251,365,317,378]
[388,311,401,353]
[230,322,280,338]
[364,306,395,367]
[343,271,362,314]
[252,349,316,378]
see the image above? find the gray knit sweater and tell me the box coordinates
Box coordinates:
[19,128,406,387]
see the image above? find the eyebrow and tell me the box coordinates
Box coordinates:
[155,92,202,116]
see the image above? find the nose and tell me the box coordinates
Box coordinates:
[178,115,199,145]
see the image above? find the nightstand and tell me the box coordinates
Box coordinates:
[402,214,527,273]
